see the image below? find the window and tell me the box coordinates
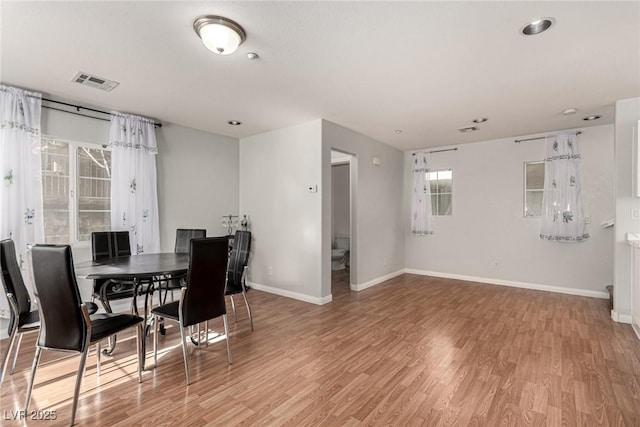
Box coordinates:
[41,137,111,243]
[429,169,453,216]
[524,161,544,217]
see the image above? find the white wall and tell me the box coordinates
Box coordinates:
[322,120,405,295]
[331,163,350,240]
[239,120,325,302]
[614,98,640,321]
[155,123,238,252]
[405,124,614,297]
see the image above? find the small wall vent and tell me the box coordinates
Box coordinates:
[72,72,119,91]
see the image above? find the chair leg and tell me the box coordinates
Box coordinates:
[153,315,159,368]
[24,346,42,413]
[96,342,101,376]
[137,325,143,383]
[242,290,254,332]
[223,314,232,365]
[70,347,89,426]
[9,332,24,374]
[0,326,18,385]
[179,324,190,385]
[205,321,209,347]
[229,295,237,323]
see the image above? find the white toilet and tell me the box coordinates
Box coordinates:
[331,235,350,270]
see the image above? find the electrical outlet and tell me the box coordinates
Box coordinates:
[267,266,273,275]
[584,216,591,224]
[383,257,387,266]
[632,208,640,221]
[492,261,499,270]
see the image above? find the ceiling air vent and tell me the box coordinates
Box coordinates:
[458,126,479,133]
[72,72,119,91]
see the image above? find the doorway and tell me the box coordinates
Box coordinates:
[331,150,353,296]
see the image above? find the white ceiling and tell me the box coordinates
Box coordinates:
[1,1,638,150]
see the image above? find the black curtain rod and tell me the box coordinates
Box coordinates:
[411,147,458,156]
[514,131,581,143]
[42,98,162,128]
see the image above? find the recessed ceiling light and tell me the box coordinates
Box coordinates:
[472,117,487,123]
[458,126,479,133]
[394,129,403,134]
[562,108,577,115]
[582,115,601,121]
[247,52,259,60]
[521,17,555,36]
[228,120,242,126]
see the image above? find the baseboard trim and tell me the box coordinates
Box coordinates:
[404,268,610,300]
[350,269,405,292]
[632,322,640,341]
[611,310,633,324]
[247,281,332,305]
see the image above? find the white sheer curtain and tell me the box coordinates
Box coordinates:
[411,152,433,235]
[0,85,43,316]
[110,112,160,254]
[540,133,589,242]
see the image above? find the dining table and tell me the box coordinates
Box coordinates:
[75,252,190,369]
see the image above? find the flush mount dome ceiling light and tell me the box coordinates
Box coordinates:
[194,15,246,55]
[521,17,555,36]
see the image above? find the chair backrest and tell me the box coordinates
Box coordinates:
[181,237,229,327]
[174,229,207,254]
[91,232,112,261]
[91,231,131,261]
[31,245,87,352]
[112,231,131,257]
[226,230,251,293]
[0,239,31,328]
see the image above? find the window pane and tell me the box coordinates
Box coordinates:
[43,211,71,244]
[525,190,544,217]
[77,147,111,241]
[437,170,452,181]
[438,194,452,216]
[41,139,70,243]
[78,211,111,241]
[439,176,452,193]
[428,169,453,216]
[526,162,544,190]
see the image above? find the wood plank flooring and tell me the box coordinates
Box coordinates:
[1,271,639,426]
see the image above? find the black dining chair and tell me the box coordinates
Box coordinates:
[91,231,135,313]
[226,230,253,331]
[156,229,207,335]
[162,228,207,301]
[174,228,207,254]
[152,237,231,385]
[0,239,97,387]
[0,239,39,387]
[25,244,144,426]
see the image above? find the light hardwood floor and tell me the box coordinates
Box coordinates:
[1,272,639,426]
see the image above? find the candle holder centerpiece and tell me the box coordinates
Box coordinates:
[221,214,239,236]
